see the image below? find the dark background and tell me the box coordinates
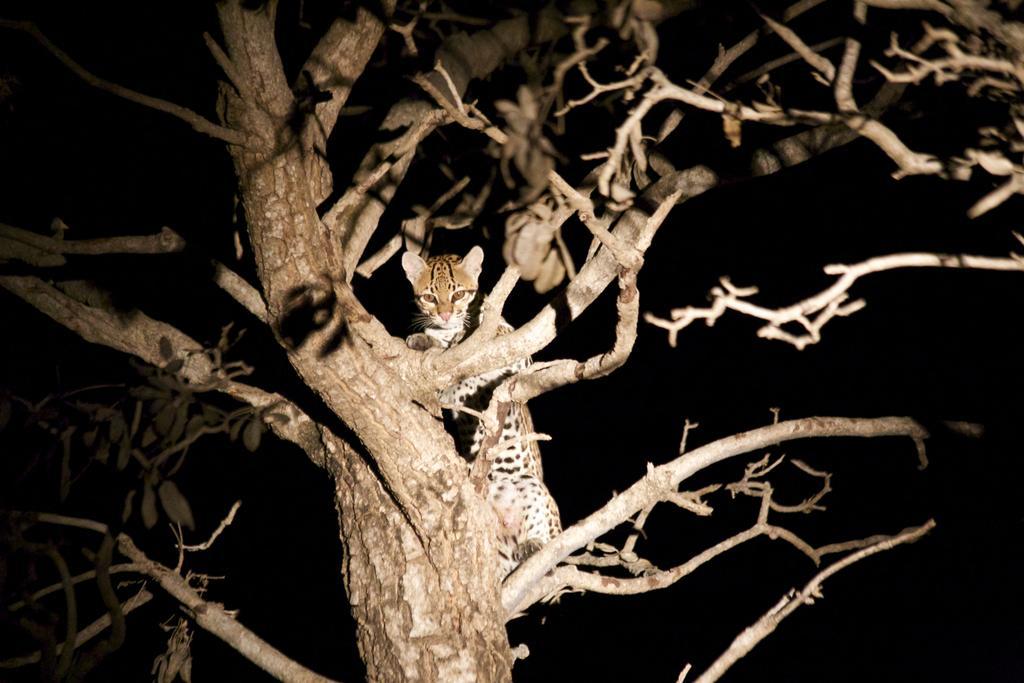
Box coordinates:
[2,2,1023,681]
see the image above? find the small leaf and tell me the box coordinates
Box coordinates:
[202,404,223,424]
[141,426,158,448]
[159,336,173,360]
[117,435,132,470]
[141,483,157,528]
[130,400,143,438]
[130,386,167,401]
[229,418,245,442]
[122,489,136,523]
[109,412,126,442]
[95,436,111,465]
[158,480,195,530]
[82,426,99,448]
[168,404,189,444]
[242,418,263,452]
[185,415,205,438]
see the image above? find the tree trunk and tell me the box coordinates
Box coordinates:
[215,5,514,679]
[330,434,513,682]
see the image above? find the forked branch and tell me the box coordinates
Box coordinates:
[645,250,1024,349]
[502,416,929,615]
[694,519,936,683]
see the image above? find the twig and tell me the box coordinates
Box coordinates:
[755,9,836,82]
[12,513,339,682]
[693,520,936,683]
[502,416,929,615]
[0,223,185,260]
[7,564,140,612]
[0,589,153,670]
[183,500,242,552]
[0,222,267,322]
[645,251,1024,349]
[0,20,247,145]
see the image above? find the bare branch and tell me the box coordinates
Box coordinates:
[182,500,242,552]
[7,564,140,613]
[502,416,929,615]
[119,534,340,682]
[22,514,339,682]
[0,20,247,145]
[203,31,256,105]
[698,0,829,93]
[645,250,1024,349]
[693,520,936,683]
[0,222,267,322]
[436,169,716,387]
[483,192,680,416]
[0,589,153,670]
[755,9,836,82]
[210,261,268,323]
[0,275,315,455]
[297,2,395,202]
[0,223,185,261]
[329,5,575,277]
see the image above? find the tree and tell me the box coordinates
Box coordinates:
[1,1,1022,681]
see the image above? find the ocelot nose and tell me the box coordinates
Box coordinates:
[439,311,452,322]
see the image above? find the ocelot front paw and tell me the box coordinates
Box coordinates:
[406,332,438,351]
[513,539,544,563]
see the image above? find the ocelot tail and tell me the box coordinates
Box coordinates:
[402,246,562,578]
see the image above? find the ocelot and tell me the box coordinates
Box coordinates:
[401,246,562,578]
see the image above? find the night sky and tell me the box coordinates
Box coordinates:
[2,2,1023,681]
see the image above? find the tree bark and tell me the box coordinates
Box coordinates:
[215,3,514,679]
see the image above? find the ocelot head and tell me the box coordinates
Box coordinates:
[401,246,483,331]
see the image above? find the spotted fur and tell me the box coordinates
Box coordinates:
[402,247,562,577]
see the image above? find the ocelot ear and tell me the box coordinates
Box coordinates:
[401,250,428,285]
[461,246,484,282]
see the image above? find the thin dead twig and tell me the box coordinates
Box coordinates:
[693,520,936,683]
[645,251,1024,350]
[0,20,246,145]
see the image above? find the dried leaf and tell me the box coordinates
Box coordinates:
[533,249,566,294]
[142,483,158,528]
[722,115,742,148]
[158,480,195,530]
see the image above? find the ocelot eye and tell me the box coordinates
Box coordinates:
[452,290,466,301]
[420,294,437,304]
